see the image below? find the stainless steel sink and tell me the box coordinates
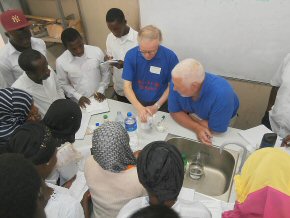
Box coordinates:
[165,133,239,202]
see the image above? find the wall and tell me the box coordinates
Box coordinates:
[26,0,271,130]
[27,0,140,50]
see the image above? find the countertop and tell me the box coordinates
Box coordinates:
[73,99,275,217]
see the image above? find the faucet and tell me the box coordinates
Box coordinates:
[219,142,248,173]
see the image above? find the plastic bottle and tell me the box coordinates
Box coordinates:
[125,112,138,147]
[115,111,125,127]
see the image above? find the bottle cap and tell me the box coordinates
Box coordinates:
[95,122,100,127]
[127,112,132,117]
[103,114,108,119]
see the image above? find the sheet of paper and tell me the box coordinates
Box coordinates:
[85,97,110,114]
[69,171,88,202]
[75,111,90,140]
[238,125,273,151]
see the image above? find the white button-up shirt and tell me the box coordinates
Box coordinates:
[269,53,290,137]
[56,45,110,101]
[12,66,65,117]
[106,27,138,96]
[0,37,46,88]
[117,188,212,218]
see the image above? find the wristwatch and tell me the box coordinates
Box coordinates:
[154,102,161,110]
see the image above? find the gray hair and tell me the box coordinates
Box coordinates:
[138,25,163,43]
[172,58,205,86]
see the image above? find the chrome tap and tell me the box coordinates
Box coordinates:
[220,142,248,173]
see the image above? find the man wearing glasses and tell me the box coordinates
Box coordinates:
[123,25,179,122]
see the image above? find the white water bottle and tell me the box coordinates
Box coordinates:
[125,112,138,147]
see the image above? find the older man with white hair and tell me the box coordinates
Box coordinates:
[122,25,178,122]
[168,59,239,145]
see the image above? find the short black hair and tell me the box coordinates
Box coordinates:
[106,8,125,23]
[18,49,42,72]
[130,205,180,218]
[0,153,42,218]
[61,27,82,47]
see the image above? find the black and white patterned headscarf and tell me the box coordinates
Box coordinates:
[0,88,33,144]
[91,121,136,173]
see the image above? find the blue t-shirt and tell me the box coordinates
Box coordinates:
[168,73,239,132]
[122,45,179,103]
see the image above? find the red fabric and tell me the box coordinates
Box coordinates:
[0,10,30,32]
[223,186,290,218]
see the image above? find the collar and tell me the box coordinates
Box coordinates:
[67,45,90,63]
[112,27,135,43]
[7,40,19,55]
[141,196,181,213]
[198,73,209,99]
[22,73,43,88]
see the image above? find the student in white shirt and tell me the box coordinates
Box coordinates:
[56,28,110,108]
[105,8,138,103]
[12,49,65,117]
[0,9,46,88]
[117,141,211,218]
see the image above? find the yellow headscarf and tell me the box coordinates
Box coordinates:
[234,147,290,203]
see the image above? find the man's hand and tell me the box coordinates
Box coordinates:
[133,150,142,159]
[78,96,91,108]
[146,104,158,116]
[94,92,106,102]
[138,106,151,123]
[104,54,113,62]
[196,125,212,145]
[281,135,290,147]
[110,60,124,69]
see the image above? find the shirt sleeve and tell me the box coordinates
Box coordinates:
[168,82,183,112]
[271,54,290,87]
[208,90,236,133]
[105,35,113,57]
[122,49,135,82]
[51,67,65,99]
[0,61,13,88]
[167,52,179,83]
[97,50,111,94]
[0,69,8,88]
[56,59,82,101]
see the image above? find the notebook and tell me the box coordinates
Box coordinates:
[84,97,110,115]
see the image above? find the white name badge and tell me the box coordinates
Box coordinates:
[150,66,161,74]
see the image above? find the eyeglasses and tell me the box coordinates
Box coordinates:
[139,46,159,56]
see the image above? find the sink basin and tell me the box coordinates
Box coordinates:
[165,134,239,202]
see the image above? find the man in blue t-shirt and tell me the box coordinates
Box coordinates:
[122,25,178,122]
[168,59,239,145]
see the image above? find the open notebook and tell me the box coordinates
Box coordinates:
[84,97,110,115]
